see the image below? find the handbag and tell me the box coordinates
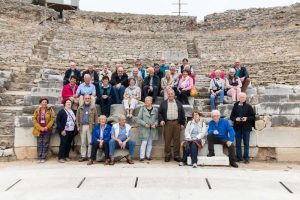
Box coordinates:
[190,86,199,97]
[65,109,78,135]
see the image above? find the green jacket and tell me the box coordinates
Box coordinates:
[76,104,98,133]
[137,106,159,141]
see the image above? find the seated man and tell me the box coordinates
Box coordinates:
[154,63,163,80]
[209,70,225,110]
[210,64,225,79]
[99,64,112,81]
[63,62,81,85]
[81,63,100,85]
[129,67,143,89]
[142,67,161,103]
[135,60,147,79]
[96,76,113,117]
[233,59,250,92]
[76,74,96,106]
[178,58,194,74]
[110,66,129,104]
[159,57,170,77]
[109,114,136,165]
[207,110,238,168]
[61,75,79,113]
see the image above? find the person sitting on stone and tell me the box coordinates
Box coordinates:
[81,63,100,85]
[109,114,136,165]
[123,78,141,118]
[210,64,225,79]
[161,70,175,100]
[135,59,147,79]
[209,70,225,110]
[142,67,161,103]
[178,58,194,74]
[207,110,238,168]
[63,62,81,85]
[76,94,98,162]
[61,75,79,114]
[76,74,96,106]
[154,63,164,80]
[129,67,143,89]
[169,63,179,87]
[87,115,112,165]
[233,59,250,92]
[226,68,242,103]
[99,64,112,81]
[96,76,113,117]
[110,66,129,104]
[176,70,194,105]
[159,57,170,77]
[178,65,196,84]
[179,110,207,168]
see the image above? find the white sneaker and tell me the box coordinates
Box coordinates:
[37,159,41,164]
[179,162,184,166]
[40,159,46,163]
[192,163,198,168]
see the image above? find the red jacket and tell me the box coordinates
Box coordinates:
[61,83,78,103]
[210,70,225,79]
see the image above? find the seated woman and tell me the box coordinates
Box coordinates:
[178,65,195,84]
[209,70,225,110]
[137,96,159,161]
[96,76,113,117]
[179,110,207,168]
[87,115,112,165]
[176,70,194,105]
[61,75,79,114]
[226,68,242,103]
[161,70,175,100]
[123,78,141,118]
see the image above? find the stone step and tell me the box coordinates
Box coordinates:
[0,91,30,106]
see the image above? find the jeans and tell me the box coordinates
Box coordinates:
[235,128,250,161]
[58,131,74,159]
[109,139,136,157]
[112,85,125,104]
[210,90,224,110]
[181,142,198,165]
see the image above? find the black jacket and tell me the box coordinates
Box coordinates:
[143,75,161,88]
[234,65,249,79]
[63,68,81,85]
[158,100,186,125]
[81,70,100,84]
[110,73,129,87]
[230,101,255,131]
[56,109,68,132]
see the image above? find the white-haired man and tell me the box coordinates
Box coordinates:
[76,74,96,106]
[207,110,238,168]
[63,62,81,85]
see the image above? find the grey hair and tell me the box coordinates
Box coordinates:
[211,110,221,116]
[118,114,126,121]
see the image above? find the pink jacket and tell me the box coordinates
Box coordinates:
[177,76,194,91]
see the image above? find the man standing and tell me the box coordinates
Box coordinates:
[109,114,136,165]
[207,110,238,168]
[233,59,250,92]
[158,89,185,162]
[63,62,81,85]
[110,66,129,104]
[142,67,160,102]
[76,94,98,162]
[230,92,255,164]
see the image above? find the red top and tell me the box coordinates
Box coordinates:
[210,70,225,79]
[61,83,78,103]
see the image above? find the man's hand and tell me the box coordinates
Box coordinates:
[213,130,219,135]
[240,77,245,82]
[236,117,241,122]
[211,92,216,96]
[151,125,156,129]
[116,83,121,90]
[77,126,80,132]
[226,141,232,147]
[160,121,165,126]
[242,117,247,122]
[145,124,150,128]
[121,141,127,149]
[61,130,66,136]
[118,140,123,148]
[181,125,185,129]
[149,86,153,91]
[99,140,103,148]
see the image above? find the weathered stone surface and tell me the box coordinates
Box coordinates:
[24,95,61,106]
[255,120,266,131]
[271,115,300,127]
[22,104,63,115]
[257,127,300,148]
[38,80,63,89]
[255,103,300,116]
[276,148,300,162]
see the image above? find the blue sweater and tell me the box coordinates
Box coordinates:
[208,118,235,142]
[91,124,112,144]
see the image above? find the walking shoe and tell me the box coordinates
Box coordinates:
[230,162,239,168]
[192,163,198,168]
[87,160,93,165]
[109,157,115,165]
[140,158,145,162]
[179,162,185,166]
[65,158,71,162]
[40,159,46,163]
[146,157,152,161]
[165,156,171,162]
[244,160,250,164]
[126,156,134,164]
[174,157,181,162]
[207,153,215,157]
[104,159,110,165]
[37,159,41,164]
[58,159,65,163]
[78,157,87,162]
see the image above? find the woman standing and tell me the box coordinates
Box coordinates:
[123,78,141,118]
[176,70,194,105]
[161,70,175,100]
[56,99,76,163]
[32,98,56,163]
[137,96,159,161]
[179,111,207,168]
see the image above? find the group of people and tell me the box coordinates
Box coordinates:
[32,58,255,168]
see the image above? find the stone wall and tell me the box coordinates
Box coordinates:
[198,3,300,32]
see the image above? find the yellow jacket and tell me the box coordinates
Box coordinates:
[32,107,56,136]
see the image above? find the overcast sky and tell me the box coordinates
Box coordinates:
[79,0,299,21]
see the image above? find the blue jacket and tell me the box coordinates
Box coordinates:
[91,124,112,144]
[208,118,235,142]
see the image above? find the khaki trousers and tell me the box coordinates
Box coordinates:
[163,120,181,158]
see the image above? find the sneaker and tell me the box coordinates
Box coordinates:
[58,159,65,163]
[179,162,185,166]
[65,158,71,162]
[244,160,250,164]
[146,157,152,161]
[192,163,198,168]
[37,159,41,164]
[140,158,145,162]
[40,159,46,163]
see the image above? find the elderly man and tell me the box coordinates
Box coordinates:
[99,64,112,81]
[142,67,160,103]
[159,57,170,77]
[81,63,99,85]
[63,62,81,85]
[76,94,98,162]
[110,66,129,104]
[207,110,238,168]
[230,92,255,164]
[76,74,96,106]
[109,114,136,165]
[158,89,185,162]
[233,59,250,92]
[154,63,163,80]
[129,67,143,88]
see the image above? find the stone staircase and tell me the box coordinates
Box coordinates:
[186,39,198,58]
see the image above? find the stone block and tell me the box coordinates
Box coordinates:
[255,103,300,115]
[271,115,300,127]
[31,87,61,97]
[2,148,14,157]
[276,148,300,162]
[14,147,37,159]
[24,95,62,106]
[218,104,233,117]
[14,116,33,127]
[22,104,63,114]
[38,80,63,88]
[0,135,14,149]
[257,127,300,148]
[187,156,229,166]
[255,120,266,131]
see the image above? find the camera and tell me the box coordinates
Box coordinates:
[240,117,244,121]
